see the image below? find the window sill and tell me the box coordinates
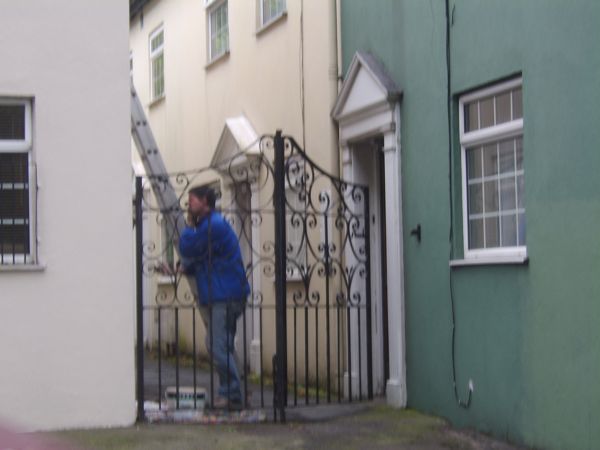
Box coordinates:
[0,263,46,272]
[450,255,528,267]
[205,51,230,70]
[256,12,287,37]
[148,95,165,108]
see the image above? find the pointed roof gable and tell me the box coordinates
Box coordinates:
[210,115,260,172]
[332,51,401,122]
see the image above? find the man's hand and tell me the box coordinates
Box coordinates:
[186,210,198,226]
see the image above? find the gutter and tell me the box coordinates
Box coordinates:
[130,0,150,20]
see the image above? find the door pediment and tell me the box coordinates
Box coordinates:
[332,52,402,144]
[332,51,401,123]
[211,115,260,176]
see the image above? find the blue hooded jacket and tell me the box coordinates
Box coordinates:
[179,211,250,304]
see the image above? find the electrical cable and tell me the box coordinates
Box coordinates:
[299,0,306,150]
[445,0,472,410]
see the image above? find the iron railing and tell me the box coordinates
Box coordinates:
[135,132,372,422]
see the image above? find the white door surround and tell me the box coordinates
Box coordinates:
[332,51,407,407]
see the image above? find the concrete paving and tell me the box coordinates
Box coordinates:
[143,354,275,411]
[48,403,527,450]
[105,356,529,449]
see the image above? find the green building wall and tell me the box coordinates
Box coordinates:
[340,1,600,449]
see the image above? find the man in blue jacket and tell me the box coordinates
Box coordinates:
[179,185,250,409]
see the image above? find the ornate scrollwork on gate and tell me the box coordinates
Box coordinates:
[136,132,373,408]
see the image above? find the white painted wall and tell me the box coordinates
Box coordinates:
[0,1,135,430]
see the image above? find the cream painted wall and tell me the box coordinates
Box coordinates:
[129,0,342,382]
[0,1,135,431]
[129,0,339,173]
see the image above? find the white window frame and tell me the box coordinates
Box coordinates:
[0,98,36,265]
[458,78,526,262]
[206,0,229,63]
[259,0,286,29]
[149,25,165,101]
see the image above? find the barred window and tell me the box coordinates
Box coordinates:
[0,99,35,265]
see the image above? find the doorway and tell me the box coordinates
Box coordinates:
[351,137,389,395]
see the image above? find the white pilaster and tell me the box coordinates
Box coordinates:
[382,104,406,407]
[249,179,262,373]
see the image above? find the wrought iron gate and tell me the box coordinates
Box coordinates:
[135,132,372,422]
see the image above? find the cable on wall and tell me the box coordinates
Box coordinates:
[445,0,472,410]
[299,0,306,149]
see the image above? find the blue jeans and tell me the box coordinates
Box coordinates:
[205,301,244,402]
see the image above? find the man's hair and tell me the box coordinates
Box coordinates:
[189,185,217,209]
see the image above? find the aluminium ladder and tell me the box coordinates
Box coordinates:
[130,81,198,298]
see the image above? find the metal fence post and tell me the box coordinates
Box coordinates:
[364,187,374,400]
[135,176,145,421]
[273,130,288,422]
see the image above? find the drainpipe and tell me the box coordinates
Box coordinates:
[445,0,472,410]
[335,0,343,92]
[333,0,343,176]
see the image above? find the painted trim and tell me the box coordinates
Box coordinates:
[450,255,528,267]
[0,98,32,151]
[460,120,522,148]
[459,77,522,106]
[0,99,37,265]
[206,0,229,63]
[338,105,396,145]
[256,11,287,36]
[0,263,45,272]
[204,50,230,70]
[332,51,401,121]
[458,77,525,261]
[334,54,405,406]
[148,24,165,102]
[383,105,407,407]
[256,0,287,35]
[338,99,394,127]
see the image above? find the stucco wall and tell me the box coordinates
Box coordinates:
[129,0,339,172]
[0,0,135,431]
[341,1,600,449]
[129,0,343,382]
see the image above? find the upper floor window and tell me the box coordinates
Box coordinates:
[260,0,286,28]
[459,78,525,261]
[0,98,36,265]
[149,26,165,101]
[207,0,229,62]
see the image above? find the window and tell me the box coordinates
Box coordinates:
[0,99,35,265]
[260,0,286,27]
[459,78,525,260]
[207,0,229,62]
[285,158,307,280]
[149,26,164,101]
